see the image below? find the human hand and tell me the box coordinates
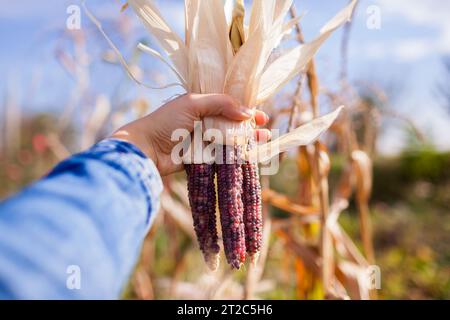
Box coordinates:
[112,94,270,176]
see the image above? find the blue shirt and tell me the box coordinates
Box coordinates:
[0,139,163,299]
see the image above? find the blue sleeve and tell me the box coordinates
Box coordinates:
[0,139,163,299]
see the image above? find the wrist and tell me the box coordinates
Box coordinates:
[111,129,158,168]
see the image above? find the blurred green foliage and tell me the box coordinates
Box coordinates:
[266,151,450,299]
[400,149,450,182]
[344,149,449,299]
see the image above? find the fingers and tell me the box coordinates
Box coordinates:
[179,93,270,127]
[254,110,269,126]
[184,93,253,121]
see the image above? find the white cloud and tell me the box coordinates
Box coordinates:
[361,39,433,63]
[363,42,387,60]
[393,39,432,62]
[376,0,450,26]
[376,0,450,57]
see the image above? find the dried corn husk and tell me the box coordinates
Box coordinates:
[256,0,357,104]
[90,0,357,151]
[184,106,343,165]
[351,150,373,203]
[229,0,245,54]
[247,106,343,163]
[203,0,249,143]
[128,0,188,84]
[351,150,375,264]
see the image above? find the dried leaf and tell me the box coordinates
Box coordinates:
[352,150,372,203]
[335,164,354,201]
[121,2,129,12]
[277,229,321,275]
[256,0,357,104]
[352,150,375,264]
[337,261,370,300]
[160,193,196,239]
[185,0,199,47]
[224,23,264,105]
[248,0,276,36]
[137,43,187,87]
[262,189,319,217]
[329,222,369,268]
[247,107,343,163]
[274,0,294,22]
[128,0,188,83]
[196,0,232,94]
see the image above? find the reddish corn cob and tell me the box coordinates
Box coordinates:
[216,145,246,269]
[185,164,220,271]
[242,140,263,263]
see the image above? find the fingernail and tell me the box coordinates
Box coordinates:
[240,107,254,117]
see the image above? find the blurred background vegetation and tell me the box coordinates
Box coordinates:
[2,115,448,299]
[0,0,449,300]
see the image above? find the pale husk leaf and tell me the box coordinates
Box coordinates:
[247,106,343,163]
[128,0,188,84]
[185,0,199,47]
[196,0,232,94]
[274,0,294,23]
[256,0,357,104]
[200,0,245,140]
[137,42,187,87]
[338,261,370,300]
[248,0,276,36]
[184,0,201,92]
[223,23,265,105]
[352,150,373,203]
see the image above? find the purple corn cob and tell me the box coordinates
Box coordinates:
[185,164,220,270]
[242,141,262,263]
[216,145,246,269]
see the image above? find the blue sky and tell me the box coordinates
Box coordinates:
[0,0,449,154]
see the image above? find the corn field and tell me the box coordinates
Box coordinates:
[0,0,449,300]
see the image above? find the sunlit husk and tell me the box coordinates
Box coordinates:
[247,107,343,163]
[128,0,188,85]
[127,0,357,151]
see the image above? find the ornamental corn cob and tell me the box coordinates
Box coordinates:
[121,0,357,272]
[185,164,220,271]
[216,145,246,269]
[242,139,262,263]
[184,0,249,271]
[217,0,261,268]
